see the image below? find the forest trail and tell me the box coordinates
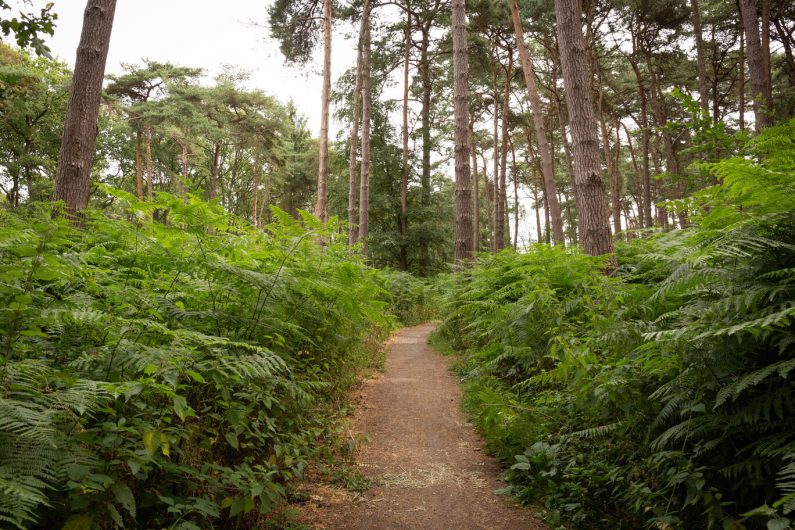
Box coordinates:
[297,324,545,529]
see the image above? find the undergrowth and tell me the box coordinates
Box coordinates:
[435,120,795,529]
[0,191,416,529]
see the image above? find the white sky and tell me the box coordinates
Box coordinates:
[32,0,357,137]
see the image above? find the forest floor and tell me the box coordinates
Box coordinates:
[294,324,545,530]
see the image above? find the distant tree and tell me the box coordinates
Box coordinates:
[269,0,333,222]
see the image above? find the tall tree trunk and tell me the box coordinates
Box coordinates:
[739,11,746,131]
[358,7,372,254]
[469,122,480,253]
[482,152,494,251]
[52,0,117,218]
[491,69,499,252]
[314,0,332,221]
[452,0,473,263]
[252,152,261,228]
[738,0,774,129]
[629,55,652,227]
[209,142,220,200]
[645,48,681,185]
[495,51,512,252]
[419,24,432,272]
[761,0,772,101]
[348,1,368,246]
[146,126,153,201]
[621,120,643,229]
[531,160,542,244]
[772,18,795,88]
[179,141,188,196]
[400,7,411,270]
[509,137,519,248]
[554,0,614,257]
[691,0,710,113]
[135,130,143,200]
[509,0,565,245]
[597,83,621,237]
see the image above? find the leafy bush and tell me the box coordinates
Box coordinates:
[0,192,395,529]
[378,269,441,326]
[436,120,795,529]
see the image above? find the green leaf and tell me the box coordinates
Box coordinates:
[111,482,136,518]
[225,431,239,449]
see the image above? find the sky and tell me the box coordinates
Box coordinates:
[29,0,357,137]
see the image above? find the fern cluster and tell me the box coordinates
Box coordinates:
[435,120,795,529]
[0,193,402,529]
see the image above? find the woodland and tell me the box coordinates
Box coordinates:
[0,0,794,529]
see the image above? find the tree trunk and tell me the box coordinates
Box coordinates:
[358,7,373,254]
[772,18,795,89]
[252,153,261,227]
[452,0,473,263]
[482,152,494,251]
[135,130,143,200]
[146,126,153,201]
[598,85,621,237]
[469,121,480,253]
[495,51,512,252]
[629,55,652,227]
[400,7,411,270]
[761,0,771,102]
[314,0,332,221]
[739,12,746,131]
[509,0,565,245]
[509,137,519,248]
[738,0,774,129]
[52,0,117,218]
[554,0,614,258]
[179,141,188,196]
[491,69,499,252]
[691,0,710,113]
[419,24,432,272]
[209,142,220,200]
[348,1,368,246]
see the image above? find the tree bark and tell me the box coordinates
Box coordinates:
[629,53,652,227]
[209,142,220,200]
[509,137,519,248]
[554,0,614,258]
[419,24,432,271]
[691,0,710,113]
[252,158,259,228]
[348,1,368,246]
[52,0,117,217]
[495,50,512,252]
[508,0,565,245]
[146,126,153,201]
[491,68,499,252]
[358,7,373,254]
[314,0,332,221]
[452,0,473,263]
[400,7,411,270]
[469,121,480,253]
[738,0,774,129]
[739,11,746,131]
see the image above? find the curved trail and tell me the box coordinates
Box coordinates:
[299,324,545,529]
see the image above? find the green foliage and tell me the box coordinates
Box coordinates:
[436,120,795,529]
[0,192,397,529]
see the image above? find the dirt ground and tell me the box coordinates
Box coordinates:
[296,324,546,530]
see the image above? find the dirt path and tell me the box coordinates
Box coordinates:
[298,324,545,530]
